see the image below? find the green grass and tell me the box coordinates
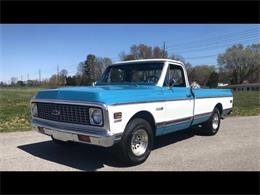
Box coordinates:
[0,87,259,132]
[230,91,260,116]
[0,87,42,132]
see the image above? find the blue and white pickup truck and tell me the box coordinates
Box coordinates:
[31,59,233,165]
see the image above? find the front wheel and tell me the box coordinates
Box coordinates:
[201,108,221,136]
[116,118,154,165]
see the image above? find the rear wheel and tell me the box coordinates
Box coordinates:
[115,118,154,165]
[201,107,221,135]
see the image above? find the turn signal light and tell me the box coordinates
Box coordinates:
[78,135,91,143]
[114,112,122,119]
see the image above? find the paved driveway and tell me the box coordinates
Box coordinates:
[0,116,259,171]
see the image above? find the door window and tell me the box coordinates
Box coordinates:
[164,64,186,87]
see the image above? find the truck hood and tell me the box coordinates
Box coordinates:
[34,85,164,105]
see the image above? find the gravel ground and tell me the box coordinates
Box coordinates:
[0,116,259,171]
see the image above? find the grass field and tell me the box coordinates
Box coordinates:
[231,91,260,116]
[0,87,42,132]
[0,87,259,132]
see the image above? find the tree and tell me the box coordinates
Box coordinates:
[75,74,83,86]
[0,81,8,87]
[16,80,25,86]
[170,54,193,76]
[85,54,97,84]
[120,44,167,60]
[26,80,34,87]
[217,43,260,84]
[217,66,230,84]
[66,76,77,86]
[96,57,112,75]
[119,52,136,61]
[101,57,112,72]
[59,69,68,85]
[11,77,18,85]
[153,46,165,58]
[75,62,85,85]
[47,69,68,87]
[188,65,215,86]
[48,74,58,87]
[184,62,193,77]
[136,44,153,59]
[206,71,219,88]
[82,55,112,85]
[77,62,84,76]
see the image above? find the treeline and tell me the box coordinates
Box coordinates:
[2,43,259,88]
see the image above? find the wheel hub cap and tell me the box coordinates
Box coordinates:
[131,129,148,156]
[212,113,219,130]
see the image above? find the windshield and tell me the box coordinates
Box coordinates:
[97,62,164,85]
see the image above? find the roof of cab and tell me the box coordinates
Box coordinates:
[112,59,184,65]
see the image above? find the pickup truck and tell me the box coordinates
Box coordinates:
[31,59,233,165]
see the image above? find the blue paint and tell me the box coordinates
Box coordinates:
[34,84,230,136]
[156,120,191,136]
[35,85,164,104]
[161,87,192,101]
[193,88,232,98]
[191,115,210,126]
[156,115,211,136]
[34,85,232,105]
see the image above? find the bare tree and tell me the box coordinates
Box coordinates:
[11,77,18,85]
[218,43,260,84]
[120,44,164,61]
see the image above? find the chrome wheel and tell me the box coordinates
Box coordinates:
[131,129,148,156]
[212,113,219,130]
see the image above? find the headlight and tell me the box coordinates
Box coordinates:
[31,103,38,117]
[89,108,103,126]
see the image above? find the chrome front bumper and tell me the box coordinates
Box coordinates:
[32,118,121,147]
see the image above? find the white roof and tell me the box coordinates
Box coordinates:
[113,58,184,65]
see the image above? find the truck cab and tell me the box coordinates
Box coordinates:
[31,59,233,165]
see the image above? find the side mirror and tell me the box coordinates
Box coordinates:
[168,78,176,88]
[190,82,200,89]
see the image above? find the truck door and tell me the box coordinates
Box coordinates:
[160,63,194,134]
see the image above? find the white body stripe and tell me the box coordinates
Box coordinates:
[107,102,165,135]
[164,99,193,122]
[194,96,233,116]
[107,96,233,135]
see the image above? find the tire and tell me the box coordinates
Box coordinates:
[201,107,221,136]
[116,118,154,165]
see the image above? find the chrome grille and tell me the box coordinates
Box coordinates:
[36,102,91,125]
